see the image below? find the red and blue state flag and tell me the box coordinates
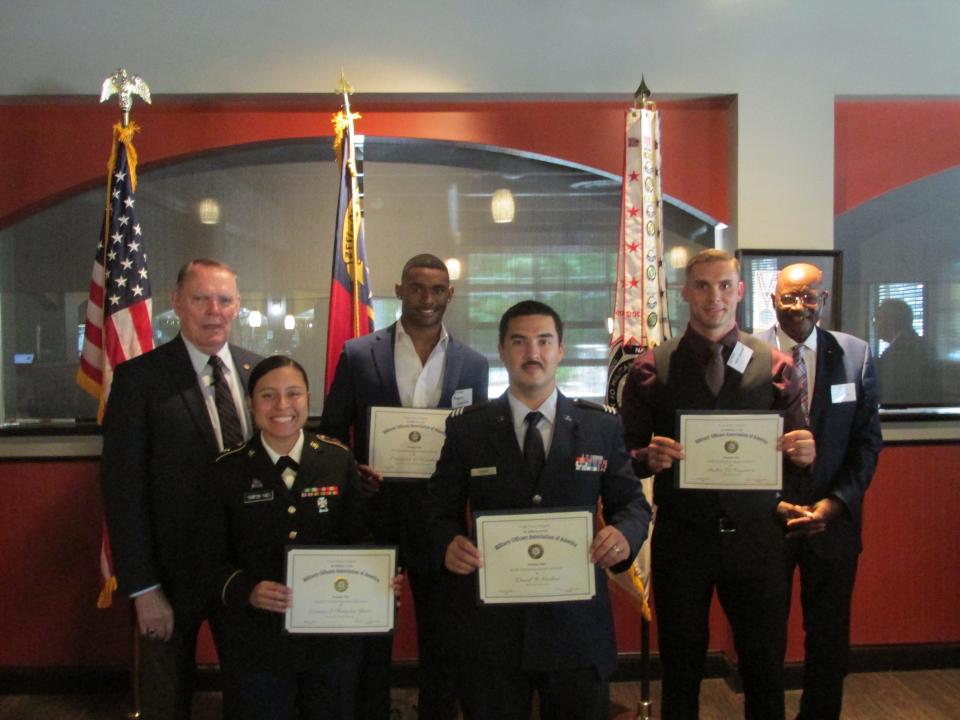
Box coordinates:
[324,109,375,394]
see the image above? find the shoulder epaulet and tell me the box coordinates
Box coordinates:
[449,400,491,418]
[215,441,249,463]
[311,433,350,452]
[573,398,618,415]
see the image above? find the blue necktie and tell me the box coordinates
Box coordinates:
[523,411,545,480]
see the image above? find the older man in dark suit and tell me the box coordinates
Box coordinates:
[428,300,650,720]
[321,253,489,719]
[757,262,882,720]
[101,258,261,719]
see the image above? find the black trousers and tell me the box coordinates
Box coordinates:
[456,664,607,720]
[652,515,788,720]
[785,537,859,720]
[137,615,202,720]
[220,642,360,720]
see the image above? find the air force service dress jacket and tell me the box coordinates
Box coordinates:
[427,391,651,677]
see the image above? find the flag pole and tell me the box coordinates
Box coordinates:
[605,74,665,720]
[99,67,152,720]
[633,75,655,720]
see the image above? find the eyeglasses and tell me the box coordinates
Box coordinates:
[778,292,823,307]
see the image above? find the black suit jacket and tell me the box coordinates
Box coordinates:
[757,326,882,557]
[427,392,651,676]
[100,334,261,613]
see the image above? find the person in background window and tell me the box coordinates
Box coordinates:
[874,298,938,405]
[320,254,489,719]
[757,262,882,720]
[620,249,815,720]
[101,259,262,719]
[198,356,390,720]
[428,300,650,720]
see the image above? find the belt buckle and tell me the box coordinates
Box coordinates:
[718,517,737,534]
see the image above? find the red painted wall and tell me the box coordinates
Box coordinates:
[0,96,731,230]
[835,98,960,215]
[2,444,956,669]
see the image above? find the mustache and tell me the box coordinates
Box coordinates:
[522,360,544,370]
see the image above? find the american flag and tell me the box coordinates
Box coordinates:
[77,123,154,420]
[76,122,154,607]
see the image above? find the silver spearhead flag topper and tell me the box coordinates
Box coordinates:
[100,68,152,127]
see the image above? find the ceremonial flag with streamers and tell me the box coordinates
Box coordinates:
[324,106,375,395]
[605,102,671,621]
[76,122,154,608]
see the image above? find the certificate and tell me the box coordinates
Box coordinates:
[284,546,396,634]
[367,406,451,480]
[677,411,783,491]
[474,509,596,605]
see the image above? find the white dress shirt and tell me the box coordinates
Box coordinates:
[261,431,305,489]
[395,320,449,409]
[507,388,559,457]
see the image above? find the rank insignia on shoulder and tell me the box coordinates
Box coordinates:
[314,434,350,452]
[573,398,617,415]
[450,400,489,418]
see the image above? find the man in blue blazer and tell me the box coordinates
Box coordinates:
[101,259,261,719]
[428,300,650,720]
[757,262,882,720]
[321,253,489,719]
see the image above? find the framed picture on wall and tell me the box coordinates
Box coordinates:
[735,249,843,333]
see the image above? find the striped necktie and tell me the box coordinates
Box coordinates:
[208,355,244,448]
[792,344,810,421]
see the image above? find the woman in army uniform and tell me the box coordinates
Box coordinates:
[197,355,375,720]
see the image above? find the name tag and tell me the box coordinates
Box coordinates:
[470,466,497,477]
[452,388,473,408]
[831,382,857,403]
[727,342,753,374]
[575,454,608,472]
[243,490,274,504]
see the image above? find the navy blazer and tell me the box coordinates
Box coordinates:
[427,391,651,675]
[101,334,261,611]
[320,322,489,464]
[756,326,882,556]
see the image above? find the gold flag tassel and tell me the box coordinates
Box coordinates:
[597,498,652,621]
